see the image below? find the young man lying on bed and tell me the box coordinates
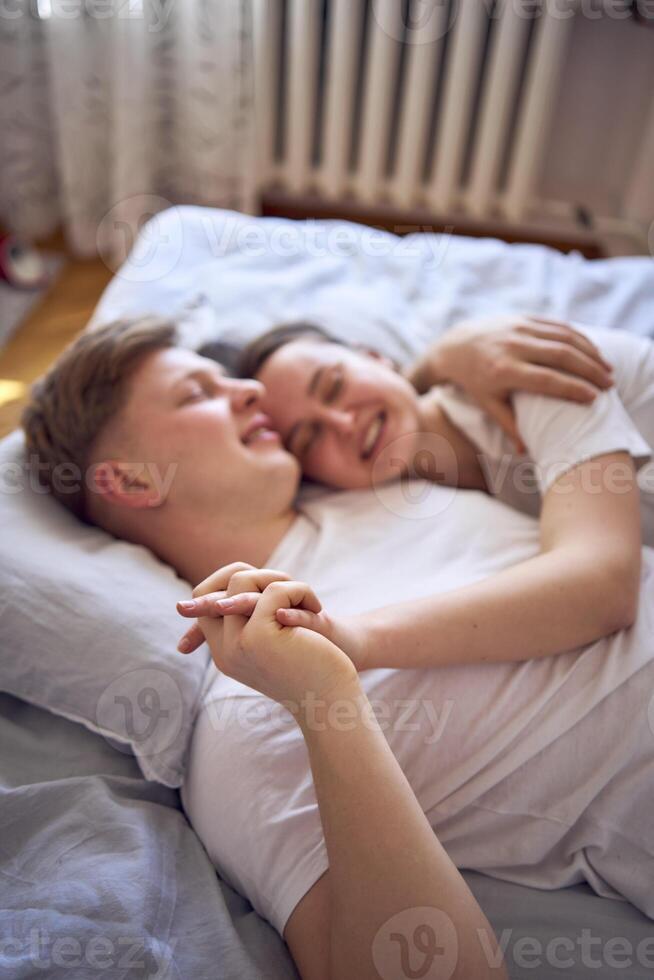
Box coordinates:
[21,316,653,980]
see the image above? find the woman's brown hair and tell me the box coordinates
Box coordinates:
[225,321,341,379]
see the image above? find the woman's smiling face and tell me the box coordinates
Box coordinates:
[256,338,422,489]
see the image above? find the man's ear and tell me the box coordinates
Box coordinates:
[88,460,165,510]
[354,345,397,371]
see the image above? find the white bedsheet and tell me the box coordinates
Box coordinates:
[91,207,654,359]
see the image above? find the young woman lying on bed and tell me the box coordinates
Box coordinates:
[182,314,654,671]
[229,314,653,520]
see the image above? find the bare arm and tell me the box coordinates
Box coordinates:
[181,566,507,980]
[355,451,641,669]
[286,673,507,980]
[180,452,641,670]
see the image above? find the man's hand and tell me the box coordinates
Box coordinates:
[176,563,358,705]
[177,562,371,672]
[407,315,614,452]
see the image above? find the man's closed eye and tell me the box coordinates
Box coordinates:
[179,381,217,405]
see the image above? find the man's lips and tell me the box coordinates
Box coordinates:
[241,413,280,445]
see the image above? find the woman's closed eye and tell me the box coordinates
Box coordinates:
[323,365,344,404]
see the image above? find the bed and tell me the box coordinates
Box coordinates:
[3,207,654,979]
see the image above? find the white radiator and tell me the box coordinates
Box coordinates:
[253,0,576,220]
[253,0,653,251]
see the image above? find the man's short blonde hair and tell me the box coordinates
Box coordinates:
[21,315,178,522]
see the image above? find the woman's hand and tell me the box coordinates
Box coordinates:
[177,562,371,672]
[406,314,614,452]
[176,563,358,705]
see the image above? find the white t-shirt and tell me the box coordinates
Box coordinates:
[182,325,654,936]
[431,324,654,541]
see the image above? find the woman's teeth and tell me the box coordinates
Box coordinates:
[361,412,385,460]
[244,426,277,445]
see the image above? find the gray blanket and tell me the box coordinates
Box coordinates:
[1,691,652,979]
[0,692,297,980]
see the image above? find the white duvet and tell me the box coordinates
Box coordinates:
[91,206,654,359]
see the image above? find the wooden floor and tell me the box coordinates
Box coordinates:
[0,237,113,439]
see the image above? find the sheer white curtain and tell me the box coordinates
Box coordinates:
[0,0,255,261]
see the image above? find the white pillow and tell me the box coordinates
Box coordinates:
[0,430,208,788]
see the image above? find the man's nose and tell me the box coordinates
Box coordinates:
[229,377,264,411]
